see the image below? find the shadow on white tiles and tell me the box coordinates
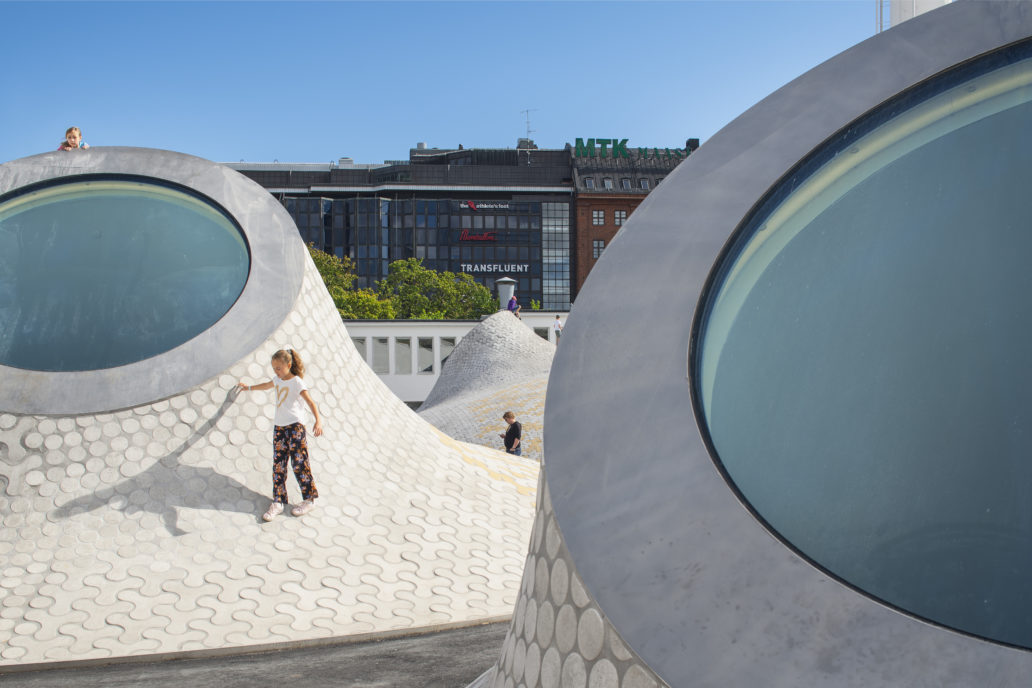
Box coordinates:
[52,390,267,536]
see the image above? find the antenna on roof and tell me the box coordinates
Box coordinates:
[521,108,537,140]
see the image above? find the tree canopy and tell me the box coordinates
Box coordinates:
[377,258,495,320]
[307,246,493,321]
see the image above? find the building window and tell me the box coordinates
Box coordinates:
[440,337,456,368]
[592,209,605,225]
[542,202,572,311]
[615,210,627,226]
[351,337,366,357]
[639,178,650,190]
[395,337,412,375]
[593,239,605,259]
[584,177,595,190]
[418,337,434,374]
[372,337,389,374]
[603,178,614,190]
[656,177,664,185]
[621,178,632,190]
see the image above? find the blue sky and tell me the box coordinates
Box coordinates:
[0,1,875,165]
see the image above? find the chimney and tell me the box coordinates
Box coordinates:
[495,277,517,311]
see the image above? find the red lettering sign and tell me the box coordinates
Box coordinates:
[459,230,497,241]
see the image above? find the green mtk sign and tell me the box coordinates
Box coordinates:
[573,138,688,159]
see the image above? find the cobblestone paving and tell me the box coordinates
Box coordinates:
[0,255,538,667]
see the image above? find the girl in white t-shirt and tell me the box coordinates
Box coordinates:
[238,348,324,521]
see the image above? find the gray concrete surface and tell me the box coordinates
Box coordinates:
[0,620,508,688]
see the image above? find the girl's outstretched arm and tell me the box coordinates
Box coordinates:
[237,380,274,391]
[300,390,323,436]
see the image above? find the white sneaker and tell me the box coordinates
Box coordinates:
[263,502,284,521]
[291,499,315,517]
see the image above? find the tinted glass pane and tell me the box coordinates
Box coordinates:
[372,337,389,374]
[418,337,434,374]
[697,44,1032,648]
[395,337,412,375]
[0,179,248,371]
[440,337,455,368]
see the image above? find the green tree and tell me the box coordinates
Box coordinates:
[308,244,396,319]
[378,258,495,320]
[307,243,357,293]
[336,288,396,319]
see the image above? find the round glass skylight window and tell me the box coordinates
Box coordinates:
[697,40,1032,647]
[0,177,249,371]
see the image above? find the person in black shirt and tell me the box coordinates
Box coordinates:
[499,411,522,456]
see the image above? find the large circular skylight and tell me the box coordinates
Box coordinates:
[697,41,1032,647]
[0,177,249,371]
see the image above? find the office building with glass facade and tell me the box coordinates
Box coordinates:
[229,137,698,309]
[229,141,574,310]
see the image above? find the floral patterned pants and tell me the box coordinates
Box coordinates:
[272,423,319,504]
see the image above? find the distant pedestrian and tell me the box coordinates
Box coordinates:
[508,294,522,319]
[238,348,323,521]
[57,126,89,151]
[553,314,563,343]
[499,411,522,456]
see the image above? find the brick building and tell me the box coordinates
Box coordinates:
[570,138,698,296]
